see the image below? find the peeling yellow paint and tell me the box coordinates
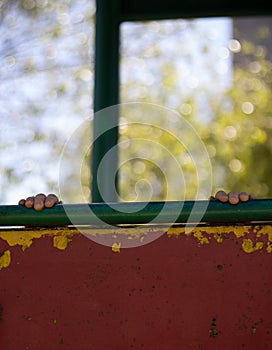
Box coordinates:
[212,232,223,243]
[233,226,249,238]
[166,225,248,241]
[193,231,209,245]
[0,250,11,270]
[166,227,180,238]
[242,239,263,253]
[1,224,272,266]
[112,242,121,253]
[267,242,272,253]
[268,231,272,242]
[0,228,73,266]
[53,236,71,250]
[167,225,272,253]
[0,230,43,251]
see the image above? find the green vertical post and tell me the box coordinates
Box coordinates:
[92,0,120,202]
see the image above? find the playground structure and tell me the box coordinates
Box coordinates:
[1,1,272,349]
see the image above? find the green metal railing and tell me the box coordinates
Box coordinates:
[1,199,272,227]
[120,0,272,21]
[92,0,272,202]
[92,0,120,202]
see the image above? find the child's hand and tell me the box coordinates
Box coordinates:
[18,193,62,211]
[210,190,255,205]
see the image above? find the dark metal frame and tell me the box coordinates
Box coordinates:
[92,0,272,202]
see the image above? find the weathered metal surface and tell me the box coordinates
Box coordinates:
[1,224,272,349]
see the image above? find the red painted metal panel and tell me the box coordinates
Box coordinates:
[1,226,272,349]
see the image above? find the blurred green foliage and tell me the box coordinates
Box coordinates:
[119,20,272,200]
[0,1,272,202]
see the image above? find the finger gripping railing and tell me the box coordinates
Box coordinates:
[0,199,272,227]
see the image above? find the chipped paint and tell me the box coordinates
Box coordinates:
[167,225,272,253]
[1,224,272,270]
[193,231,209,245]
[112,242,121,253]
[267,241,272,253]
[0,250,11,270]
[242,239,263,254]
[0,230,43,251]
[53,235,71,250]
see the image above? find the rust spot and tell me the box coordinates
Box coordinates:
[209,317,220,338]
[251,327,257,334]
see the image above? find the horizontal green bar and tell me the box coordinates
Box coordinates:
[120,0,272,21]
[0,199,272,227]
